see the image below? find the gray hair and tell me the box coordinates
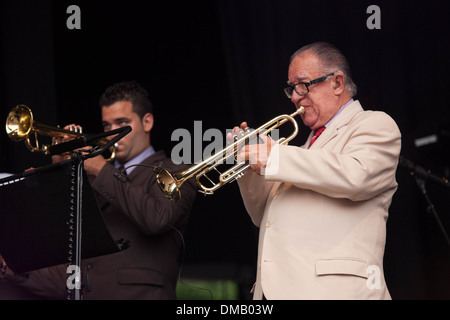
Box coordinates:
[290,42,357,97]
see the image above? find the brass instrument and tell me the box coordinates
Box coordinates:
[5,104,116,161]
[156,106,305,202]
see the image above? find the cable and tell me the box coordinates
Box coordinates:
[170,223,213,300]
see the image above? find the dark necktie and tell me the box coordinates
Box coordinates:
[309,126,326,148]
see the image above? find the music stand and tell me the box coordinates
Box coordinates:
[0,126,132,300]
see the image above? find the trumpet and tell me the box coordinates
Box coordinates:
[5,104,117,162]
[156,106,305,202]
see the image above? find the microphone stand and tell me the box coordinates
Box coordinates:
[399,155,450,250]
[414,174,450,250]
[58,126,131,300]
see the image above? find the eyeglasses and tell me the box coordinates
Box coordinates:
[284,73,335,98]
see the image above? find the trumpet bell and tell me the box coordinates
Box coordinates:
[155,167,181,202]
[5,104,117,162]
[6,105,33,142]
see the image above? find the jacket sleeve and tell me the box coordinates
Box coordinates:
[237,170,276,227]
[264,111,401,201]
[90,163,197,236]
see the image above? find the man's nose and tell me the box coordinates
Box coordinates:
[290,90,305,105]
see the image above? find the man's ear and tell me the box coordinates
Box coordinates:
[142,113,154,132]
[333,71,346,95]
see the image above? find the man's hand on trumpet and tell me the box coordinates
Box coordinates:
[226,122,277,176]
[51,124,107,177]
[51,124,83,163]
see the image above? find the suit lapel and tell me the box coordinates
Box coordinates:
[308,100,364,149]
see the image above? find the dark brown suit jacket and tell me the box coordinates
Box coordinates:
[82,150,197,299]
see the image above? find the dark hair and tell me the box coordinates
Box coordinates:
[291,42,357,97]
[99,80,153,118]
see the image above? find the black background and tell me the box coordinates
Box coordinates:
[1,0,450,299]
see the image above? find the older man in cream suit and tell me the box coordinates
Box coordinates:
[231,42,401,300]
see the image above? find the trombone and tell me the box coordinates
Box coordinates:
[156,106,305,202]
[5,104,117,161]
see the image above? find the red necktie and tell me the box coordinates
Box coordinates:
[309,126,326,148]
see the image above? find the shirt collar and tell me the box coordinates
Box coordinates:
[114,146,155,175]
[324,99,354,128]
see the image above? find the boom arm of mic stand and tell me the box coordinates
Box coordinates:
[399,155,449,188]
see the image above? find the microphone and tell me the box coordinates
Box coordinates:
[399,156,449,188]
[113,169,127,183]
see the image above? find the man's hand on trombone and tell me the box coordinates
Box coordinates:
[51,124,107,177]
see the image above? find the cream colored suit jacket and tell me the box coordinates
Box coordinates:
[237,100,401,300]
